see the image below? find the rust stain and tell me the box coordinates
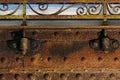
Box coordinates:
[50,41,88,57]
[0,29,119,79]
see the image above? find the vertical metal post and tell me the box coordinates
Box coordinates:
[21,0,27,26]
[103,0,108,25]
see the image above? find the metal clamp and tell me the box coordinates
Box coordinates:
[7,29,46,55]
[89,29,119,53]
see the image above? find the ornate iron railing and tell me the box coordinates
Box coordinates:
[0,1,120,80]
[0,0,120,25]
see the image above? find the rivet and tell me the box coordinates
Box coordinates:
[76,73,82,79]
[110,73,115,78]
[60,73,68,80]
[0,74,3,79]
[81,57,86,61]
[63,57,67,61]
[14,74,20,80]
[16,57,21,62]
[76,31,79,35]
[1,57,5,63]
[90,74,95,77]
[98,57,102,61]
[32,31,39,37]
[28,74,36,80]
[44,73,51,80]
[114,57,119,61]
[89,74,96,80]
[31,57,35,62]
[60,73,65,78]
[47,57,52,62]
[54,32,58,36]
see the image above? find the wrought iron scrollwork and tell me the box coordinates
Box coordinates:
[0,3,120,16]
[107,4,120,15]
[39,4,48,11]
[0,4,8,11]
[28,3,78,15]
[76,4,102,15]
[28,3,103,15]
[88,4,102,15]
[76,5,87,15]
[0,4,21,15]
[28,3,65,15]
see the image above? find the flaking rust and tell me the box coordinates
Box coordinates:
[0,28,119,79]
[0,0,120,79]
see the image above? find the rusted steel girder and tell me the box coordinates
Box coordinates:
[0,1,120,80]
[0,27,119,79]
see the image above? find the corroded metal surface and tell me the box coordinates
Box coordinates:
[0,28,120,79]
[0,72,120,80]
[0,1,120,80]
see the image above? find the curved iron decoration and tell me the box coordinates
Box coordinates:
[76,4,102,15]
[28,3,65,15]
[76,4,87,15]
[88,4,102,15]
[28,3,103,15]
[107,4,120,15]
[0,3,120,18]
[0,4,21,15]
[39,4,48,11]
[89,29,119,53]
[28,3,78,15]
[0,4,8,11]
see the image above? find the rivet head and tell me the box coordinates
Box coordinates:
[60,73,68,80]
[31,57,35,62]
[89,74,96,80]
[14,74,22,80]
[114,57,119,61]
[76,73,83,80]
[48,57,52,62]
[44,73,51,80]
[109,74,116,79]
[28,74,36,80]
[1,57,5,63]
[0,74,6,80]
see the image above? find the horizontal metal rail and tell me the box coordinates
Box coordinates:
[0,0,120,26]
[0,26,119,29]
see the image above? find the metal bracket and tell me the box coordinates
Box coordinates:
[89,29,119,53]
[7,29,46,55]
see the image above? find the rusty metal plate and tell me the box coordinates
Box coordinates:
[0,28,120,79]
[0,72,120,80]
[24,29,120,69]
